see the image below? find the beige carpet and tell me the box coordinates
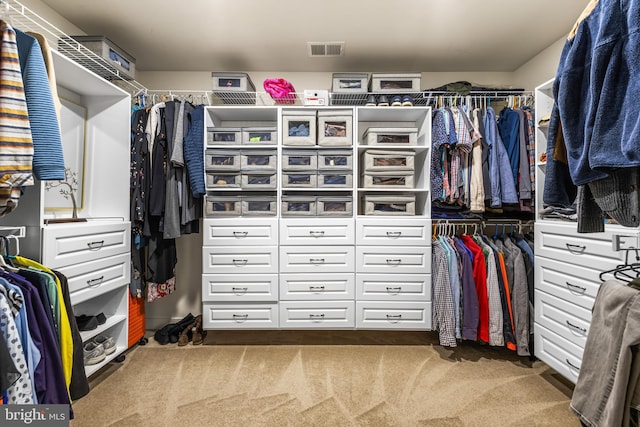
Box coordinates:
[70,331,579,427]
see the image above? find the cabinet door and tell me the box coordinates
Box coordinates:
[279,246,355,273]
[357,246,430,274]
[356,218,431,246]
[202,246,278,274]
[280,273,354,300]
[203,218,278,246]
[280,218,354,245]
[356,273,430,301]
[279,301,355,329]
[203,303,279,329]
[355,301,431,330]
[202,274,278,302]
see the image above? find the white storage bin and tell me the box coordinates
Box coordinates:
[331,73,369,93]
[370,73,421,92]
[318,171,353,188]
[363,127,418,145]
[205,150,241,171]
[282,196,316,216]
[362,150,415,172]
[241,171,277,189]
[317,197,353,216]
[242,196,277,216]
[241,150,277,171]
[212,72,256,92]
[206,172,240,188]
[364,194,416,216]
[283,111,317,146]
[362,171,414,188]
[207,128,242,145]
[205,196,242,217]
[282,171,317,188]
[282,150,317,171]
[317,110,352,146]
[242,127,277,145]
[318,150,352,170]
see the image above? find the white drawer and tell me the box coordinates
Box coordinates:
[356,218,431,246]
[279,301,355,329]
[534,323,583,384]
[42,221,130,268]
[279,218,354,245]
[535,257,600,311]
[535,222,637,271]
[356,274,430,301]
[64,252,130,305]
[535,290,591,349]
[279,246,355,273]
[203,218,278,246]
[202,274,278,302]
[203,303,279,329]
[280,273,354,300]
[355,301,431,330]
[357,246,430,274]
[202,246,277,274]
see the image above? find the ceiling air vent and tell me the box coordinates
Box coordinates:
[308,42,345,57]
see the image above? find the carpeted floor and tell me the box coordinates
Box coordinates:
[70,331,579,427]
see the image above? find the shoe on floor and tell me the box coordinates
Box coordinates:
[93,334,116,355]
[365,94,377,106]
[377,95,389,106]
[83,341,105,365]
[401,95,414,106]
[391,95,402,107]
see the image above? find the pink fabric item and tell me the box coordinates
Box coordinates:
[263,78,296,104]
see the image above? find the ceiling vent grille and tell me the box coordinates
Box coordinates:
[308,42,345,57]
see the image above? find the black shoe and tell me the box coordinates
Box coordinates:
[76,315,98,331]
[154,313,195,345]
[365,94,376,106]
[96,312,107,325]
[377,95,389,106]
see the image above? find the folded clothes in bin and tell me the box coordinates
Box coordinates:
[264,78,296,104]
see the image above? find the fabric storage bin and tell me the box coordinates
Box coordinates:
[283,111,316,146]
[317,196,353,216]
[206,172,240,188]
[205,196,242,217]
[317,110,352,146]
[59,36,136,80]
[363,127,418,145]
[282,195,316,216]
[364,194,416,216]
[241,150,277,171]
[242,196,277,216]
[370,73,421,92]
[318,171,353,188]
[282,171,317,188]
[331,73,369,93]
[242,127,277,145]
[205,150,240,171]
[207,128,242,145]
[241,171,277,189]
[212,72,256,92]
[282,150,317,171]
[318,150,352,170]
[362,150,415,172]
[362,171,414,188]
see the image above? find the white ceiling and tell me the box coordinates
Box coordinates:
[40,0,589,73]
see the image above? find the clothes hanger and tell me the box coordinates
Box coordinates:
[599,248,640,287]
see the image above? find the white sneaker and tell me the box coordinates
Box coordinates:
[83,341,105,365]
[93,334,116,355]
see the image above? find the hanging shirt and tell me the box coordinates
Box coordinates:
[453,237,479,341]
[474,237,504,347]
[484,107,518,207]
[0,293,33,403]
[432,240,456,347]
[470,108,486,212]
[461,235,489,343]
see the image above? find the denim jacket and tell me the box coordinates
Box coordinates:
[483,107,518,207]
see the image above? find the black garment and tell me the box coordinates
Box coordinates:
[131,108,150,297]
[148,107,167,218]
[475,109,492,202]
[0,332,20,394]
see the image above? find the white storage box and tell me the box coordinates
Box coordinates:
[242,196,277,216]
[212,72,256,92]
[283,111,317,146]
[318,150,352,170]
[317,197,353,216]
[282,150,317,171]
[364,194,416,216]
[205,196,242,217]
[318,171,353,188]
[362,171,414,188]
[242,127,277,145]
[363,127,418,145]
[207,128,242,145]
[205,150,241,171]
[59,36,136,80]
[332,73,369,93]
[282,171,317,188]
[303,90,329,106]
[370,73,421,92]
[317,110,352,146]
[282,196,316,216]
[206,172,240,188]
[241,171,277,189]
[362,150,415,172]
[241,150,277,171]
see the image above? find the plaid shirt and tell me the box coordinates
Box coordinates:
[432,240,457,347]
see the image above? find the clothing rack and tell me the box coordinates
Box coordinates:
[134,89,212,107]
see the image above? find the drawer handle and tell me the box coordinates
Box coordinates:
[232,314,249,322]
[309,314,325,320]
[386,259,402,265]
[565,243,586,254]
[566,281,587,293]
[232,287,248,294]
[86,276,104,288]
[309,286,325,292]
[309,231,325,237]
[386,286,402,294]
[566,359,581,371]
[309,258,325,264]
[386,314,402,323]
[386,231,402,238]
[566,320,587,334]
[232,259,248,265]
[87,240,105,250]
[233,231,248,238]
